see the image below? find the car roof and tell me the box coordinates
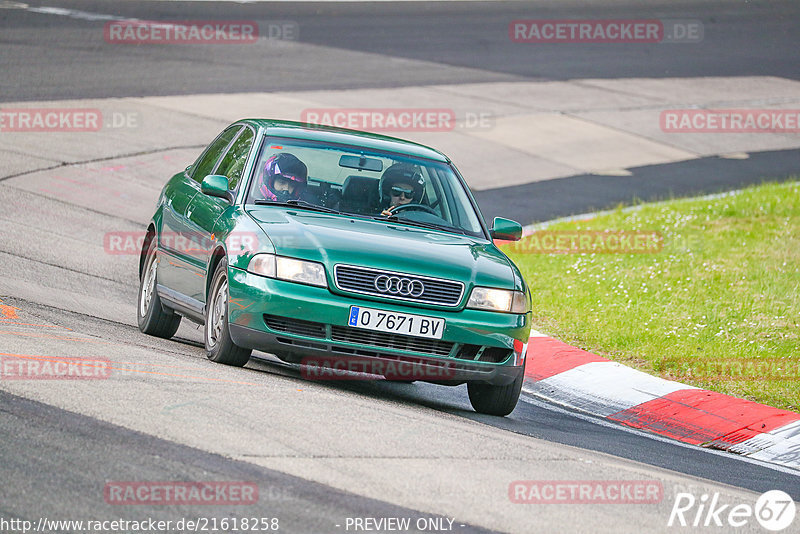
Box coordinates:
[238,119,450,163]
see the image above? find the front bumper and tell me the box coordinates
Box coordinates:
[227,268,530,385]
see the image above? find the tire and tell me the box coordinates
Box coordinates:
[467,372,523,416]
[205,259,252,367]
[137,237,181,338]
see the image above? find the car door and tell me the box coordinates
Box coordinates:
[185,125,256,303]
[158,126,241,303]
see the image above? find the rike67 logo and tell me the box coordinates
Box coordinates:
[668,490,796,531]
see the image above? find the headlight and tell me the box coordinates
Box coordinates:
[247,254,327,288]
[276,256,327,287]
[467,287,529,313]
[247,254,276,277]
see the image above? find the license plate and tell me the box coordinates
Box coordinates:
[347,306,445,339]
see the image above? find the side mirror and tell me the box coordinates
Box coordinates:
[201,175,232,202]
[490,217,523,241]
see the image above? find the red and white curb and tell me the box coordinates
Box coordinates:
[521,331,800,471]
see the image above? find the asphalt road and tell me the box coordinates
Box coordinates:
[475,148,800,224]
[1,295,797,532]
[0,392,500,533]
[0,1,799,532]
[0,0,798,101]
[3,0,799,224]
[0,388,497,534]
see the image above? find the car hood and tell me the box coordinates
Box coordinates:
[246,207,516,290]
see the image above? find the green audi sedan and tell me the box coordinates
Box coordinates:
[138,119,531,415]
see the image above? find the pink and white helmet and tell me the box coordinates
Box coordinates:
[260,153,308,201]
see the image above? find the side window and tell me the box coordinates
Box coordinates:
[419,168,444,219]
[190,127,241,183]
[429,168,453,223]
[214,127,255,190]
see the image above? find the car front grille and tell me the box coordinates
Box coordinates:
[333,265,464,306]
[264,315,326,338]
[478,346,513,364]
[330,326,453,357]
[263,314,510,363]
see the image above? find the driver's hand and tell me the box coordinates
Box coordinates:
[381,207,394,216]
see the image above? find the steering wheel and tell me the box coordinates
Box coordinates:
[385,203,439,216]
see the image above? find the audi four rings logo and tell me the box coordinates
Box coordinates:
[373,275,425,297]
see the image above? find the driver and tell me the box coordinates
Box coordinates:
[379,163,425,216]
[260,153,308,202]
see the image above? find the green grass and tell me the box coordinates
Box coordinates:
[503,180,800,411]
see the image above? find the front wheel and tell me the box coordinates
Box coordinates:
[205,259,251,367]
[467,372,523,416]
[137,237,181,338]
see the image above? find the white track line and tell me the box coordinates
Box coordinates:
[529,360,695,417]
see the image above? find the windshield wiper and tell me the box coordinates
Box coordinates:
[253,199,339,214]
[380,215,468,235]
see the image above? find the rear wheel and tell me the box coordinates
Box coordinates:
[467,372,523,416]
[137,237,181,338]
[205,259,251,367]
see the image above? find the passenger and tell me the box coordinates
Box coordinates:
[260,153,308,202]
[379,163,425,215]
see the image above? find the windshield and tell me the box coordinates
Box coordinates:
[245,137,487,238]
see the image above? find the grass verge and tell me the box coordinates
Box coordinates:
[503,180,800,411]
